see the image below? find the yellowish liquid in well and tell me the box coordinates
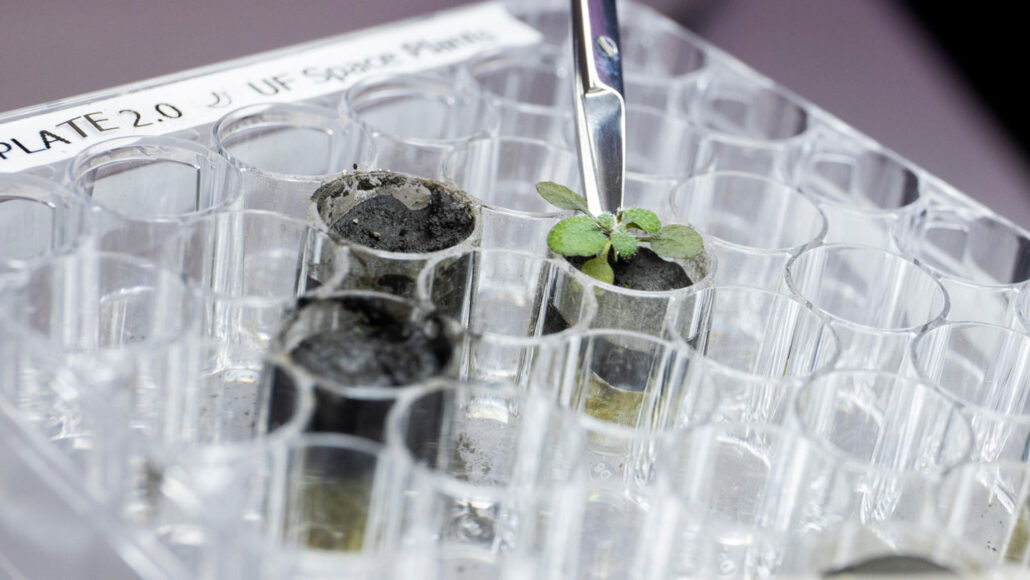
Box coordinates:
[299,478,370,552]
[583,374,645,428]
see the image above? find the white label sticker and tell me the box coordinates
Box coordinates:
[0,3,540,173]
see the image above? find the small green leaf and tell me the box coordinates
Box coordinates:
[650,225,703,259]
[547,216,608,256]
[581,254,615,285]
[610,229,639,259]
[620,208,661,233]
[536,182,592,215]
[596,214,616,231]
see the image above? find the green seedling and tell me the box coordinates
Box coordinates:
[536,181,703,284]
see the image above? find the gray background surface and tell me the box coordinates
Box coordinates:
[2,0,1027,226]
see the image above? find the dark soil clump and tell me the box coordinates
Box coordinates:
[330,191,474,254]
[289,299,449,388]
[291,328,443,387]
[569,247,692,292]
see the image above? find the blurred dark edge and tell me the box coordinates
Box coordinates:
[898,1,1029,158]
[675,0,1030,166]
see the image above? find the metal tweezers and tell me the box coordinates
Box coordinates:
[571,0,626,215]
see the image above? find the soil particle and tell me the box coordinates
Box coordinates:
[569,247,692,292]
[330,190,474,253]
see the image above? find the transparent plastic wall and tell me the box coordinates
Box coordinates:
[3,1,1030,579]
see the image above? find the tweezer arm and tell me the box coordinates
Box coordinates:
[571,0,626,215]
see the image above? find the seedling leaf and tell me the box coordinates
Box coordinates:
[610,229,639,259]
[621,208,661,233]
[650,225,703,259]
[536,182,592,214]
[597,214,616,230]
[581,254,615,284]
[547,216,608,256]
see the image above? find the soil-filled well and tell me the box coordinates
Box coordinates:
[285,295,453,441]
[321,173,475,253]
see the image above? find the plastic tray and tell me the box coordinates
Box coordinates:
[3,2,1029,578]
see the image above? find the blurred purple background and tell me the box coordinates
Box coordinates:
[2,0,1027,225]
